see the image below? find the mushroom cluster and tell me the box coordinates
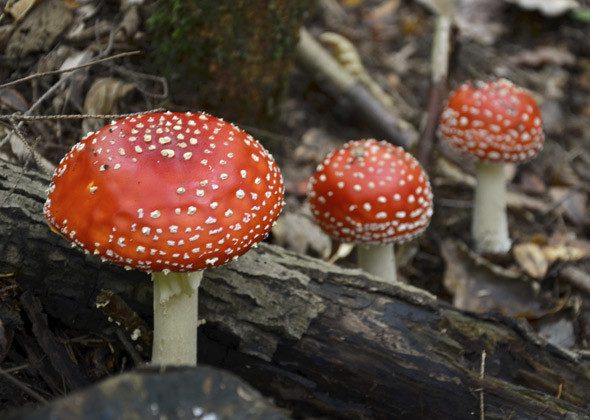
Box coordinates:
[44,111,285,366]
[439,79,544,253]
[308,139,433,283]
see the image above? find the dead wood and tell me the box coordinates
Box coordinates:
[0,159,589,419]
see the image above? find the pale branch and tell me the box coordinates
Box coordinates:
[416,14,454,169]
[296,28,418,150]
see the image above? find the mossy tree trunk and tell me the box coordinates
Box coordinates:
[147,0,309,125]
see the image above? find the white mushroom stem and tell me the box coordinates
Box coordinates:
[472,161,511,254]
[151,271,202,366]
[357,243,397,284]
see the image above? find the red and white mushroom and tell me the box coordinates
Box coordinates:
[308,139,433,283]
[439,79,544,253]
[44,111,285,366]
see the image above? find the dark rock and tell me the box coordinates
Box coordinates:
[10,366,288,420]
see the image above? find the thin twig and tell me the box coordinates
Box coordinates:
[2,364,30,374]
[0,51,141,90]
[109,65,169,99]
[416,15,454,168]
[480,350,486,420]
[0,367,48,403]
[8,117,52,173]
[0,50,144,169]
[115,329,144,366]
[0,108,166,122]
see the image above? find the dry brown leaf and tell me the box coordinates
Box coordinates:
[513,242,548,279]
[543,244,590,264]
[59,50,93,76]
[518,171,546,194]
[329,243,355,264]
[442,239,551,317]
[4,0,38,22]
[293,128,340,165]
[513,237,590,279]
[433,156,476,187]
[537,317,576,348]
[549,187,587,225]
[82,78,135,132]
[505,0,579,17]
[272,204,332,259]
[0,88,28,112]
[116,5,141,40]
[367,0,401,23]
[509,46,576,68]
[5,0,73,59]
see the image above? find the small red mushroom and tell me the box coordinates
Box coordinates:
[439,79,544,253]
[308,139,433,283]
[44,111,285,366]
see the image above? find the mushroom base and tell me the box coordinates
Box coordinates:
[357,243,397,284]
[152,271,202,366]
[472,162,511,254]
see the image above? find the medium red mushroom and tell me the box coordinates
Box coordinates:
[44,111,285,366]
[439,79,544,253]
[308,139,433,283]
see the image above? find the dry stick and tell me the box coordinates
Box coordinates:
[480,350,487,420]
[0,367,48,403]
[416,15,454,169]
[296,28,417,149]
[115,329,145,366]
[108,64,169,99]
[0,51,141,90]
[0,109,166,122]
[8,118,50,170]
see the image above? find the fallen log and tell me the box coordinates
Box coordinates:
[1,159,589,419]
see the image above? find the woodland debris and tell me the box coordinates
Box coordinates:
[1,160,589,418]
[5,0,73,59]
[296,28,418,149]
[505,0,580,17]
[19,292,88,391]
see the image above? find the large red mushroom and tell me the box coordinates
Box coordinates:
[439,79,544,253]
[308,139,433,283]
[44,111,285,366]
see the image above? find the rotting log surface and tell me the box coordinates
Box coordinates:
[1,160,589,419]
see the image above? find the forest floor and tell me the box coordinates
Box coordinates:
[1,0,590,413]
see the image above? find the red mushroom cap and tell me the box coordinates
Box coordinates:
[307,139,433,244]
[44,112,285,272]
[439,79,544,163]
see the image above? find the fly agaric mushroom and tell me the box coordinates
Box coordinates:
[308,139,433,283]
[44,111,284,366]
[438,79,544,253]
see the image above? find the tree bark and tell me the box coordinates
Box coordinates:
[1,160,589,419]
[146,0,309,125]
